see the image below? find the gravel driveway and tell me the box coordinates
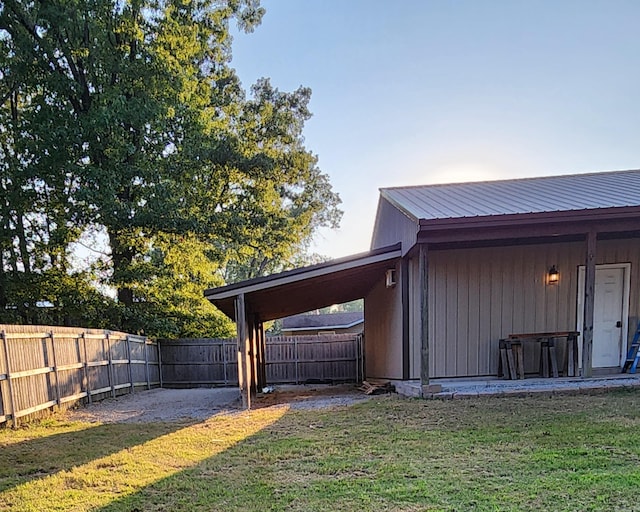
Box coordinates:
[67,384,372,423]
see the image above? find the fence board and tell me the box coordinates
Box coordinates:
[159,334,362,387]
[0,325,159,426]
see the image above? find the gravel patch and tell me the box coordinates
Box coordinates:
[66,384,373,423]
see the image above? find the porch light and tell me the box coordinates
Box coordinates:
[547,265,559,285]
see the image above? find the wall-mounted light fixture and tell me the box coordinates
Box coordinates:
[547,265,559,285]
[385,269,397,288]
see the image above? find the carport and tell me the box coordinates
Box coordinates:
[204,243,402,407]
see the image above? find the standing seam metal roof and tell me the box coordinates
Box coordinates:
[380,169,640,221]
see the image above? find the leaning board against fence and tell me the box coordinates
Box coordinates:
[160,334,363,387]
[0,325,160,426]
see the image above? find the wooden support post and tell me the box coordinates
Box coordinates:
[250,317,259,396]
[1,330,18,428]
[235,294,250,409]
[582,230,597,378]
[419,243,431,394]
[257,321,267,390]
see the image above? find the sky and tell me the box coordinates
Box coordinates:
[229,0,640,260]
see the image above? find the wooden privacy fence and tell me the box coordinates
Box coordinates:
[160,334,363,387]
[0,325,160,427]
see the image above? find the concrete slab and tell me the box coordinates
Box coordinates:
[393,374,640,399]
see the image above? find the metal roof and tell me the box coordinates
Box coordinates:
[381,169,640,222]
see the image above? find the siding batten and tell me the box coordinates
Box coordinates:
[419,243,430,392]
[401,257,410,380]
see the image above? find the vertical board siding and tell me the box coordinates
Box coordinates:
[0,325,160,426]
[423,238,640,378]
[364,260,404,380]
[159,334,362,387]
[370,197,418,253]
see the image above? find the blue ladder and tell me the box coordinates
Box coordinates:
[622,321,640,374]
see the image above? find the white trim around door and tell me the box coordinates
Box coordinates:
[577,263,631,369]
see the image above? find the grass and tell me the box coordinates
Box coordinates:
[1,390,640,511]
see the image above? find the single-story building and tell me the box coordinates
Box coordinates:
[205,169,640,405]
[280,311,364,336]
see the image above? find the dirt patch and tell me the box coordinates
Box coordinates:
[66,384,374,423]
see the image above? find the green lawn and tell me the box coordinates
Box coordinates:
[1,390,640,512]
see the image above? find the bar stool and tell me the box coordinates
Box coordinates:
[498,339,524,380]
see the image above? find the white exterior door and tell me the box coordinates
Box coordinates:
[577,265,628,368]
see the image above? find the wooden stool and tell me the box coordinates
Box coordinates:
[499,339,524,380]
[540,339,559,378]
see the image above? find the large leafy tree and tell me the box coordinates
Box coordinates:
[0,0,341,336]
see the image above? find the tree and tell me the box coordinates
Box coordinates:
[0,0,341,336]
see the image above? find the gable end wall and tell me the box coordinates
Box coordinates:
[371,197,419,253]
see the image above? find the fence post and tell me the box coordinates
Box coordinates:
[49,331,62,408]
[157,341,163,388]
[106,333,116,398]
[143,338,151,390]
[294,336,299,385]
[126,335,134,394]
[1,330,18,428]
[81,332,92,404]
[222,338,228,385]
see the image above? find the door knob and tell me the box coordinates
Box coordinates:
[616,321,622,328]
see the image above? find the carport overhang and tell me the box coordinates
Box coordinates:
[204,243,402,409]
[205,243,402,322]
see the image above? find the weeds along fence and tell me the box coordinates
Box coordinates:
[0,325,160,427]
[160,334,363,387]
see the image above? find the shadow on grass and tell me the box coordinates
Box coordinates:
[92,391,640,512]
[93,411,298,512]
[0,420,193,493]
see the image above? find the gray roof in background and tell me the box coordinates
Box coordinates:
[380,169,640,221]
[281,311,364,330]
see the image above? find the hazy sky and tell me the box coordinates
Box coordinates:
[230,0,640,260]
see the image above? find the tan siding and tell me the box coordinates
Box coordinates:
[364,260,404,379]
[427,239,640,378]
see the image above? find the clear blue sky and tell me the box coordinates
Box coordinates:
[230,0,640,260]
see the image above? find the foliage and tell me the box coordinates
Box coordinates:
[1,390,640,511]
[0,0,342,336]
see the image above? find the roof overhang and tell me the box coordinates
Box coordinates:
[417,206,640,247]
[205,244,401,322]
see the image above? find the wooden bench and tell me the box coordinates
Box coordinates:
[499,332,579,379]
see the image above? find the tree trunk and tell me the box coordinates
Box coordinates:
[108,229,134,308]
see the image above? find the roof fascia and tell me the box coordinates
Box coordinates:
[418,206,640,231]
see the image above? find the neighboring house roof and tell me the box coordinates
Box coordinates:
[381,169,640,222]
[281,312,364,331]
